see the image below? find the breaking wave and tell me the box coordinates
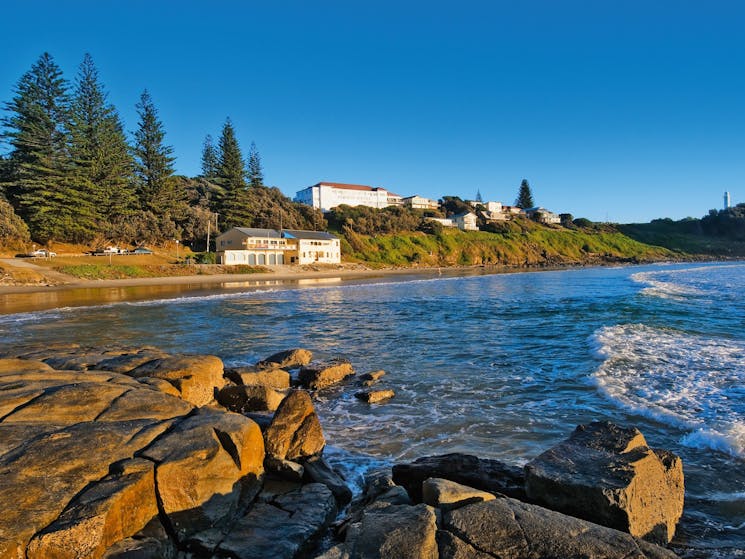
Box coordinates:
[591,323,745,458]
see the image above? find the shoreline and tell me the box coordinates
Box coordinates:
[0,257,716,315]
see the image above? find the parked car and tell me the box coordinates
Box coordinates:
[29,249,56,257]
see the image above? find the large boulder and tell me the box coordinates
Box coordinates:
[524,421,684,543]
[199,483,336,559]
[298,359,355,390]
[130,355,226,406]
[26,458,159,559]
[340,503,438,559]
[439,497,680,559]
[354,389,395,404]
[139,407,265,543]
[392,453,526,502]
[263,390,325,461]
[258,348,313,369]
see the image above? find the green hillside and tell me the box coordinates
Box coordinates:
[338,220,677,267]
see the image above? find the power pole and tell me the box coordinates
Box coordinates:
[206,215,211,253]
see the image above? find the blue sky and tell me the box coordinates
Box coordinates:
[2,1,744,223]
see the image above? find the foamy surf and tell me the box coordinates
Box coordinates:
[591,323,745,458]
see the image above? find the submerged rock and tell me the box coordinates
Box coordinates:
[524,421,685,543]
[354,389,395,403]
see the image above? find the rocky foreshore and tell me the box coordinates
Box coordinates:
[0,344,686,558]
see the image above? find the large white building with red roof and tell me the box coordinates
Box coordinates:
[294,182,402,212]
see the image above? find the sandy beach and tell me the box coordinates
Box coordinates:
[0,264,456,314]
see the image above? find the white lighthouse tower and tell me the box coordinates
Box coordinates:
[724,191,731,210]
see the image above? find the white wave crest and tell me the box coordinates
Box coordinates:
[591,323,745,458]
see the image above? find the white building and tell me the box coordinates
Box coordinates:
[483,201,503,213]
[216,228,341,265]
[295,182,402,212]
[453,212,479,231]
[216,228,291,266]
[402,195,439,211]
[425,217,456,227]
[282,230,341,264]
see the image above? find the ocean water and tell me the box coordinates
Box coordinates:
[1,263,744,554]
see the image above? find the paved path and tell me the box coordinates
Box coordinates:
[0,258,79,284]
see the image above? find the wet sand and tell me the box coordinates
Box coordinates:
[0,266,453,315]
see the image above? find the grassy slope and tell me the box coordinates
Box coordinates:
[340,221,677,267]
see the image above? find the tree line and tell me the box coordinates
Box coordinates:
[0,52,322,247]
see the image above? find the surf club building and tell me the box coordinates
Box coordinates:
[215,227,341,266]
[294,182,402,212]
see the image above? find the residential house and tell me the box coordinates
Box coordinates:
[294,182,402,212]
[216,227,341,265]
[453,212,479,231]
[402,195,439,211]
[523,207,562,224]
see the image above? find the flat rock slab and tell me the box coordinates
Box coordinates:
[298,359,355,390]
[524,421,685,543]
[440,498,680,559]
[130,355,226,406]
[224,366,291,389]
[393,453,526,502]
[422,478,496,510]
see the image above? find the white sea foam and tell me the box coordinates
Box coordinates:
[631,263,745,301]
[591,323,745,458]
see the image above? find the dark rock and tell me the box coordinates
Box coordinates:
[265,456,305,482]
[392,453,526,502]
[213,483,336,559]
[341,503,438,559]
[355,389,395,403]
[263,389,325,461]
[298,359,355,390]
[217,384,286,412]
[524,421,684,543]
[440,497,680,559]
[303,455,353,505]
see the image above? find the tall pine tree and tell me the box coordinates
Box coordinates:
[200,134,218,178]
[515,179,535,209]
[216,118,252,228]
[132,90,184,228]
[1,53,91,241]
[247,141,263,188]
[69,54,136,230]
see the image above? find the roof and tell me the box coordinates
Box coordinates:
[232,227,281,238]
[453,211,476,219]
[282,230,339,240]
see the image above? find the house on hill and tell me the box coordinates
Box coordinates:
[294,182,402,212]
[453,212,479,231]
[215,227,340,265]
[523,207,561,224]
